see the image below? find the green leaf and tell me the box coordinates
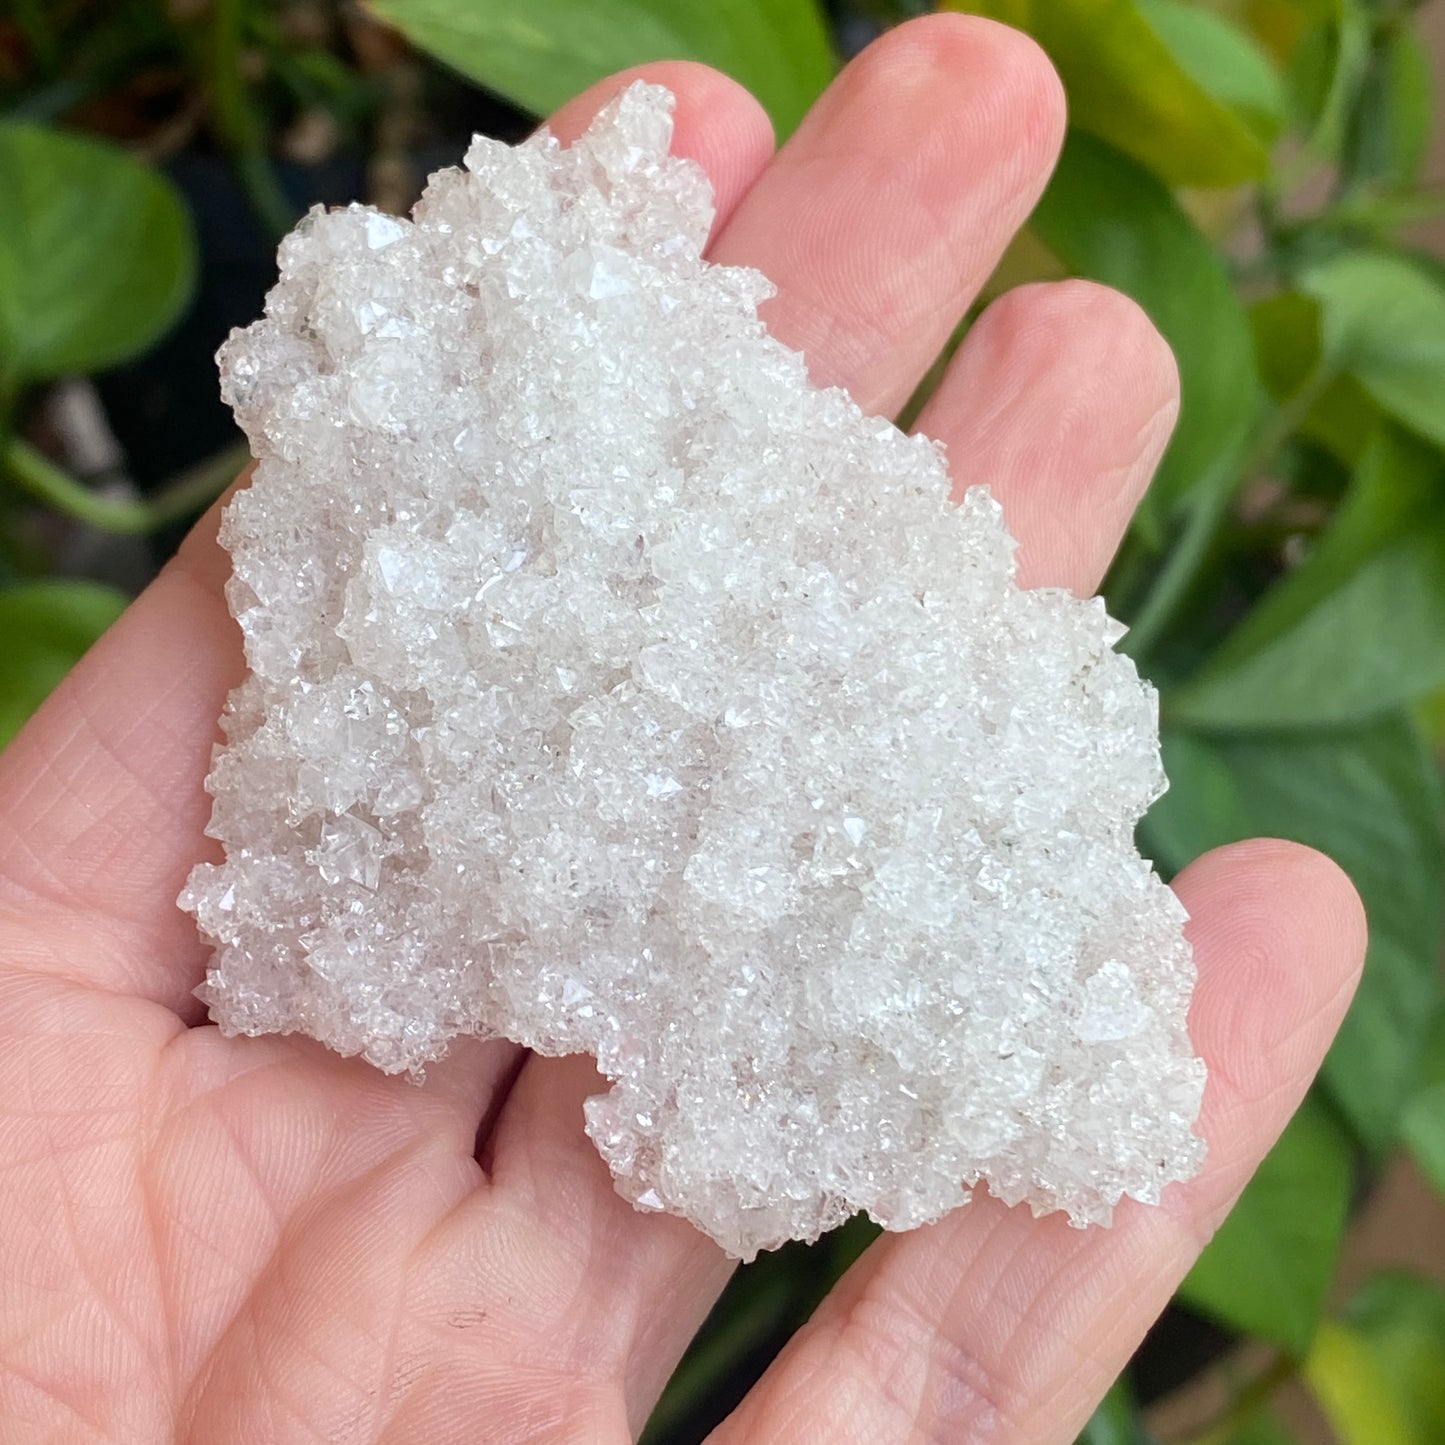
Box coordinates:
[358,0,835,138]
[1030,132,1260,538]
[1250,293,1322,402]
[1305,1319,1416,1445]
[1339,1272,1445,1443]
[0,124,196,384]
[949,0,1270,185]
[0,581,128,747]
[1401,1013,1445,1200]
[1179,1095,1352,1353]
[1171,428,1445,729]
[1306,1274,1445,1445]
[1137,1,1287,143]
[1300,250,1445,449]
[1145,714,1445,1147]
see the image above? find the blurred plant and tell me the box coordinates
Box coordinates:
[1,1,1443,1441]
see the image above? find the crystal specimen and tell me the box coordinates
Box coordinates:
[181,83,1206,1260]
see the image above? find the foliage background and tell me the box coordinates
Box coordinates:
[2,1,1444,1440]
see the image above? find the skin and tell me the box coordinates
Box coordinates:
[0,17,1367,1444]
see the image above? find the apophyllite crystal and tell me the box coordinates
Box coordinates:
[181,82,1206,1260]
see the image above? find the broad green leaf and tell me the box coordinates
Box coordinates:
[1145,715,1445,1146]
[1178,1095,1352,1352]
[949,0,1270,185]
[0,124,195,384]
[1401,1013,1445,1200]
[1030,133,1259,538]
[0,581,128,747]
[1138,1,1287,143]
[1305,1320,1415,1445]
[1338,1272,1445,1443]
[1300,250,1445,448]
[359,0,835,138]
[1172,428,1445,728]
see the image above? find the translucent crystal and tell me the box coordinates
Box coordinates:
[182,83,1206,1261]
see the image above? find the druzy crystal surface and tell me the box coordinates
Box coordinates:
[182,83,1206,1260]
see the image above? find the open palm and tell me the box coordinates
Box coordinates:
[0,18,1365,1444]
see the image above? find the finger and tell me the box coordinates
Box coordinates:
[705,841,1365,1445]
[0,509,247,1021]
[0,66,775,1020]
[709,13,1065,417]
[431,1053,733,1437]
[915,279,1181,595]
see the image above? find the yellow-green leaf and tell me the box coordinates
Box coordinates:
[1138,0,1287,143]
[947,0,1270,185]
[1306,1320,1415,1445]
[1337,1273,1445,1443]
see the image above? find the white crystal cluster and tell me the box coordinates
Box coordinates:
[182,83,1205,1259]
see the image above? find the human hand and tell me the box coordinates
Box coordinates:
[0,17,1366,1443]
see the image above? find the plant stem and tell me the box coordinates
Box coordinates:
[1,440,250,535]
[211,0,293,238]
[1125,373,1330,662]
[1183,1351,1298,1445]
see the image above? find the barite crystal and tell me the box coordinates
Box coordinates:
[181,83,1206,1260]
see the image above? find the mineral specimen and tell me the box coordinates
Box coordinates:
[181,82,1206,1260]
